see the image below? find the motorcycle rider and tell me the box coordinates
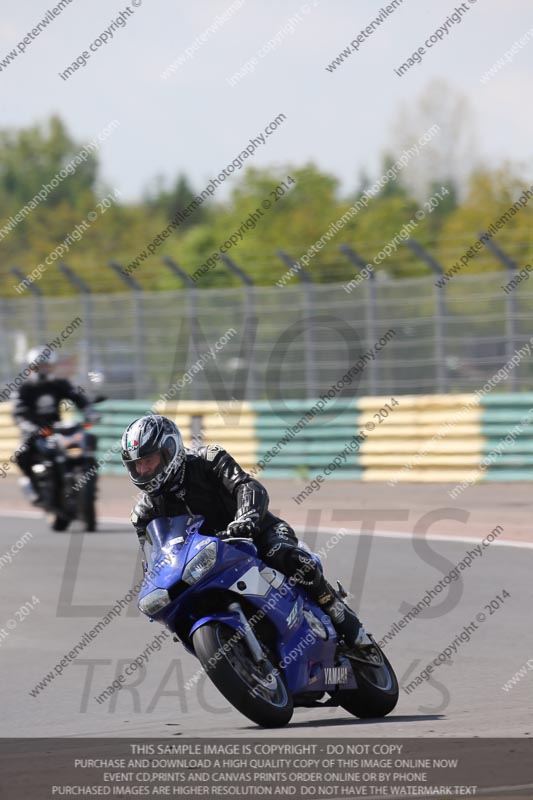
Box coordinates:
[121,414,372,650]
[13,347,89,504]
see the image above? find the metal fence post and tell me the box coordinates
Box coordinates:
[0,297,10,382]
[162,257,199,399]
[406,239,447,393]
[109,261,144,398]
[58,263,92,382]
[219,254,257,400]
[277,250,317,399]
[481,237,519,391]
[339,245,378,394]
[11,266,46,343]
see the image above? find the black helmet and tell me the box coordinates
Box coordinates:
[121,415,185,496]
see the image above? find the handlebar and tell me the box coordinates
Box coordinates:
[213,531,253,543]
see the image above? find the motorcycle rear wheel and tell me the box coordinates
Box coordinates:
[193,621,293,728]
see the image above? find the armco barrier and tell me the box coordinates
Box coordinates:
[0,400,258,476]
[0,402,21,464]
[92,399,259,474]
[480,392,533,481]
[358,393,484,483]
[252,400,362,479]
[358,393,533,482]
[1,394,532,482]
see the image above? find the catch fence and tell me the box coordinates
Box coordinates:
[5,271,533,401]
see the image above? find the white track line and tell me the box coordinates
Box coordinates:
[0,509,532,550]
[0,509,126,525]
[297,525,533,551]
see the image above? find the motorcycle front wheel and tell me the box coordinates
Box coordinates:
[192,621,293,728]
[78,460,97,532]
[50,512,70,532]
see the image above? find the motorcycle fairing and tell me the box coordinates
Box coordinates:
[139,515,359,695]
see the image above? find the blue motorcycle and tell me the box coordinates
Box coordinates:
[138,514,398,728]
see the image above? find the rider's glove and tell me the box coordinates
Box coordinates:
[213,529,232,541]
[226,511,260,538]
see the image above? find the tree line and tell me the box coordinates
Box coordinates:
[2,103,531,298]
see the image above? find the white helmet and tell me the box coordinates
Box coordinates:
[26,346,58,373]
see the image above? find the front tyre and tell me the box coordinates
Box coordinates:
[338,641,399,718]
[79,463,97,532]
[51,513,71,532]
[192,622,293,728]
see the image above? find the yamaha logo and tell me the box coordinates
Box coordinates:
[324,666,349,684]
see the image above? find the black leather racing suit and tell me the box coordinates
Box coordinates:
[130,444,339,607]
[13,374,89,486]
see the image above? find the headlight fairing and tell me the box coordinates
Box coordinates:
[182,541,218,584]
[138,588,171,616]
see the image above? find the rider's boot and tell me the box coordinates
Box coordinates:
[285,547,372,649]
[315,578,372,649]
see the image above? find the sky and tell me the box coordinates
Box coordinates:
[1,0,532,202]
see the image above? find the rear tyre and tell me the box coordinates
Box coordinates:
[338,642,399,718]
[192,622,293,728]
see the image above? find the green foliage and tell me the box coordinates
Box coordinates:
[0,116,97,214]
[437,166,533,276]
[0,115,530,297]
[145,172,206,230]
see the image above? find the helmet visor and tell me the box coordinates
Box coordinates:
[123,440,177,487]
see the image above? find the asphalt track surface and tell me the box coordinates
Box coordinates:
[1,477,532,742]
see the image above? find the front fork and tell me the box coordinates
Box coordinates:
[31,460,56,508]
[228,601,266,665]
[34,457,65,512]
